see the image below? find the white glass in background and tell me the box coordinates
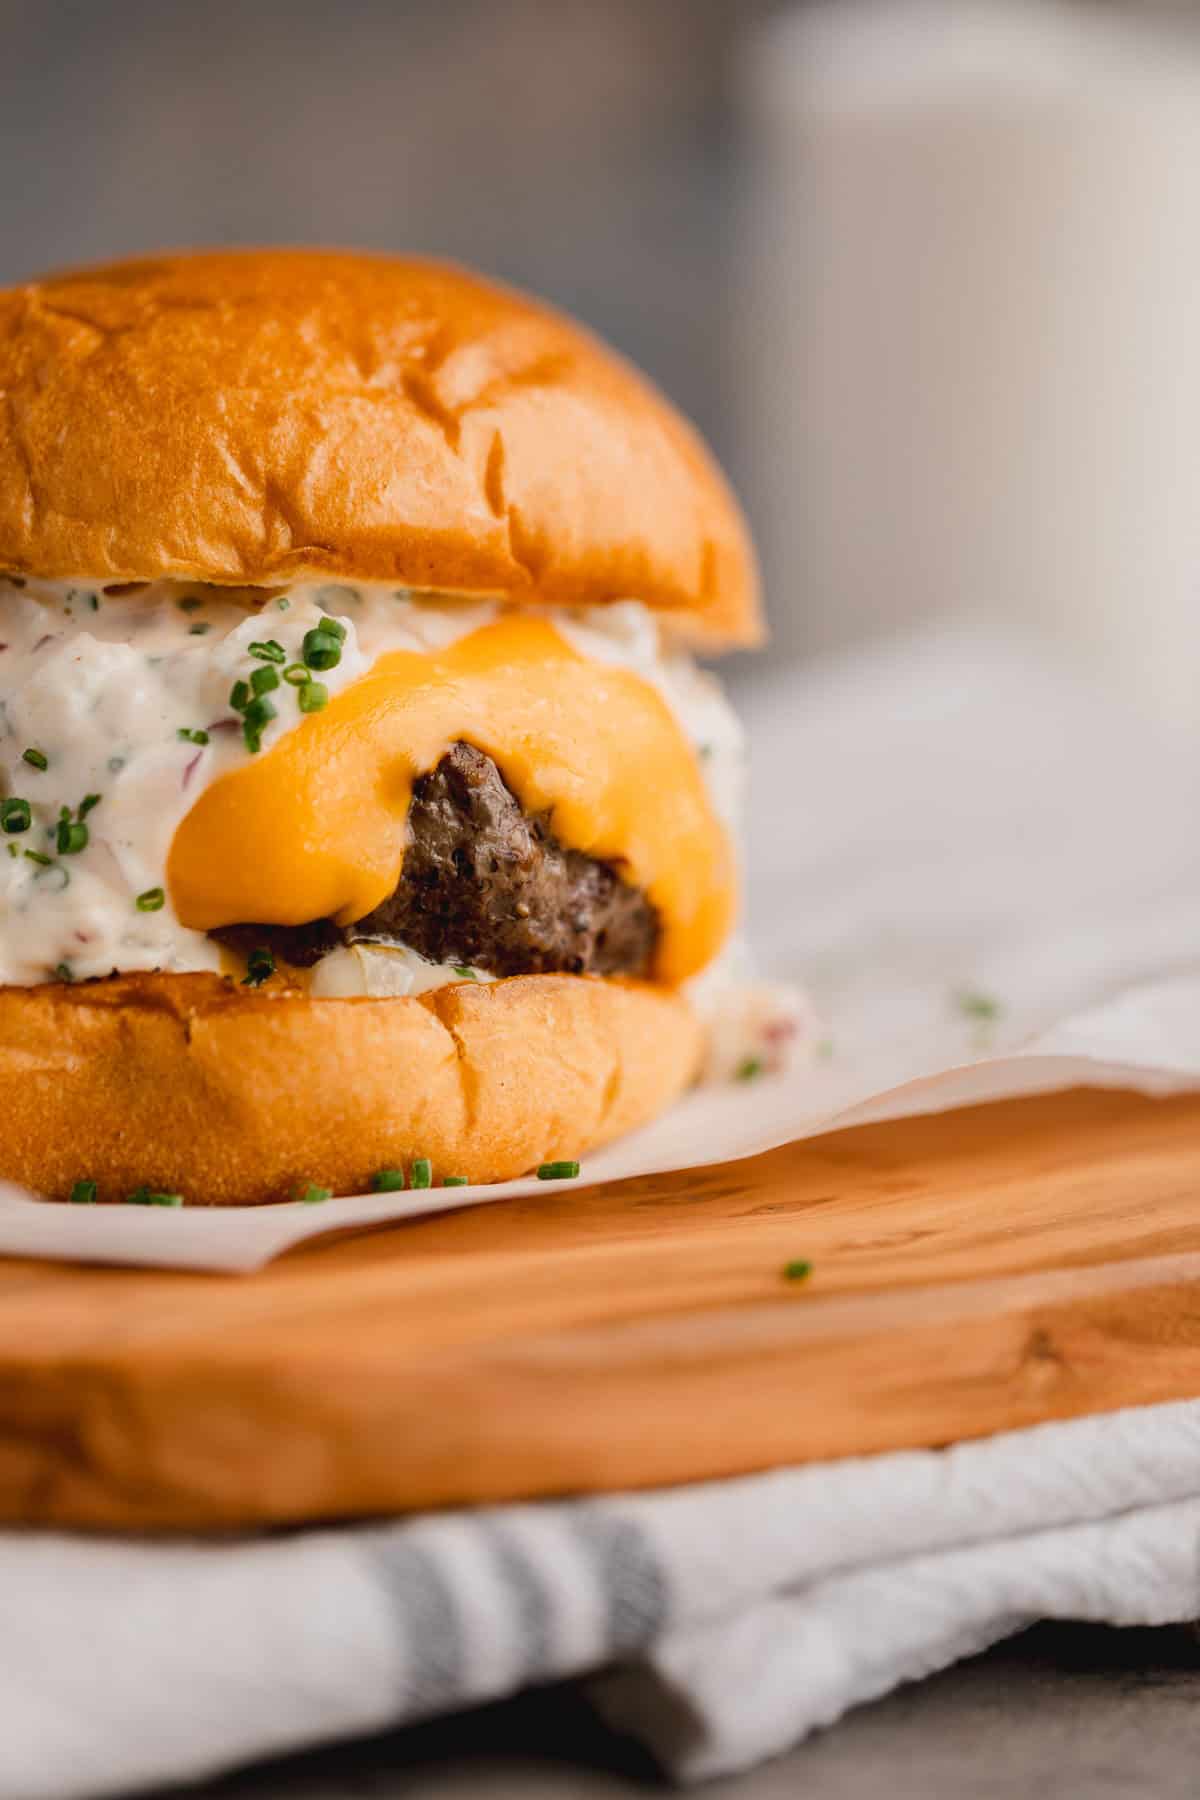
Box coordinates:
[737,0,1200,727]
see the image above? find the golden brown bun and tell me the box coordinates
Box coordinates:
[0,970,701,1205]
[0,249,760,650]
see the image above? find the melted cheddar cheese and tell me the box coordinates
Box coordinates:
[167,615,735,985]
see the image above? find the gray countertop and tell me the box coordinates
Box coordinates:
[150,1622,1200,1800]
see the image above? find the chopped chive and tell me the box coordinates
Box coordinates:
[955,988,1002,1023]
[276,597,291,611]
[302,627,342,671]
[52,962,73,982]
[250,664,280,697]
[410,1158,432,1190]
[229,679,251,713]
[242,694,277,752]
[298,680,328,714]
[283,662,310,686]
[177,597,203,613]
[452,965,478,980]
[248,639,286,664]
[442,1175,469,1187]
[21,748,47,771]
[56,818,88,855]
[5,843,15,859]
[126,1187,183,1206]
[136,887,165,913]
[372,1167,406,1192]
[23,848,51,866]
[783,1259,813,1283]
[242,947,275,987]
[1,797,30,834]
[78,793,101,819]
[736,1056,765,1082]
[537,1160,580,1180]
[317,615,347,643]
[69,1180,97,1205]
[88,594,99,611]
[299,1184,331,1204]
[188,622,211,636]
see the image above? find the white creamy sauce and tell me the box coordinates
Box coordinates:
[0,579,744,993]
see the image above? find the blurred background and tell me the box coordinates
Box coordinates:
[3,0,1200,708]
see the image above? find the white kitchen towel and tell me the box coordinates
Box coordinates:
[7,1396,1200,1798]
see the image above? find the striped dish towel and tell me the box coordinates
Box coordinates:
[9,1396,1200,1798]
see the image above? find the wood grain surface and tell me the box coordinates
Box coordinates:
[6,1085,1200,1533]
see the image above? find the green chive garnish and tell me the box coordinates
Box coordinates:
[372,1168,406,1192]
[736,1056,765,1082]
[443,1175,469,1187]
[783,1259,813,1283]
[452,965,478,980]
[302,627,342,671]
[188,622,211,636]
[52,962,73,983]
[276,597,291,611]
[1,798,30,834]
[56,818,88,855]
[126,1187,183,1207]
[23,849,51,866]
[78,793,101,819]
[537,1160,580,1180]
[69,1180,97,1205]
[250,664,280,697]
[21,748,47,772]
[410,1158,432,1190]
[178,597,203,613]
[177,728,209,746]
[136,887,165,912]
[229,679,251,713]
[6,843,16,859]
[243,947,275,987]
[242,694,277,752]
[955,988,1002,1023]
[298,680,328,714]
[283,662,310,686]
[248,639,286,664]
[299,1184,330,1204]
[317,615,347,642]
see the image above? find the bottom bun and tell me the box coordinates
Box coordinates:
[0,971,702,1205]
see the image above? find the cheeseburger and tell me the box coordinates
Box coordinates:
[0,249,767,1204]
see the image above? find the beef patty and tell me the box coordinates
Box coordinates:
[214,742,659,980]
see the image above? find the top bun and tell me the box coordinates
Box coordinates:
[0,249,760,650]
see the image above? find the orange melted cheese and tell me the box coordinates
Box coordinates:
[167,616,735,985]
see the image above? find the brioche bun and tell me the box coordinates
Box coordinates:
[0,249,760,650]
[0,970,701,1205]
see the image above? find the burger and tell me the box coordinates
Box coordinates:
[0,249,766,1205]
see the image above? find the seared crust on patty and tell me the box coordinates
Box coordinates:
[214,742,660,980]
[0,969,701,1204]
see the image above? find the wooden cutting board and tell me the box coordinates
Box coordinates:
[6,1084,1200,1533]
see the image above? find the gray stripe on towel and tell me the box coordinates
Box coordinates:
[570,1508,668,1655]
[478,1520,554,1681]
[358,1533,466,1716]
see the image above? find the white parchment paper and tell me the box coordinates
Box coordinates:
[6,623,1200,1271]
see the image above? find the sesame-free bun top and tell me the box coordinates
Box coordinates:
[0,249,760,650]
